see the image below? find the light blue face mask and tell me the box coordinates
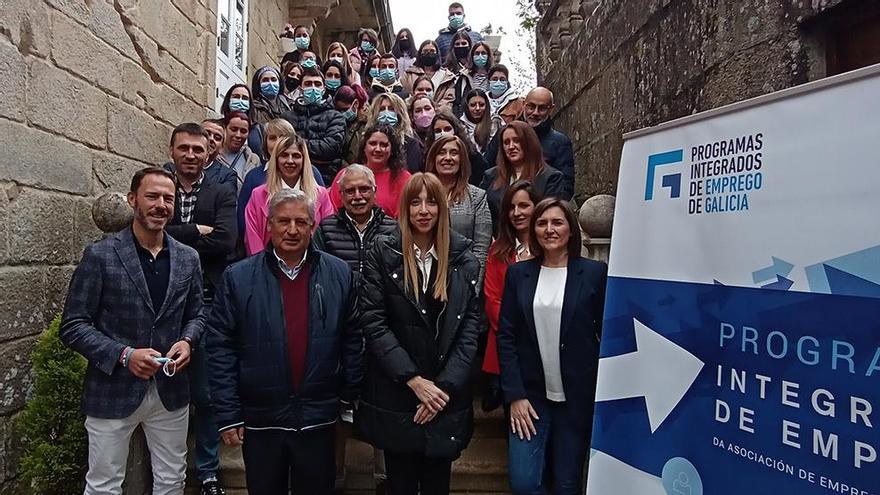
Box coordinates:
[489,80,508,96]
[294,35,310,50]
[343,108,357,122]
[302,87,324,105]
[229,98,250,112]
[361,40,375,53]
[378,110,398,127]
[260,81,280,98]
[449,14,464,29]
[301,58,317,69]
[325,79,342,90]
[378,68,396,84]
[369,67,380,79]
[473,54,488,68]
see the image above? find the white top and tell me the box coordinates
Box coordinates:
[533,265,567,401]
[413,244,438,294]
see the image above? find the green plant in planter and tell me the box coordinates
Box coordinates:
[16,316,88,494]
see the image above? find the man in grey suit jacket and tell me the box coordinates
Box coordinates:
[61,167,204,495]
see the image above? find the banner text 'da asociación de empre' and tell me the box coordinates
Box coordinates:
[588,64,880,495]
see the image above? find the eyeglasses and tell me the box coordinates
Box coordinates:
[343,186,375,197]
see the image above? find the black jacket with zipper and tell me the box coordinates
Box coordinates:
[206,243,362,432]
[312,207,399,275]
[354,230,482,459]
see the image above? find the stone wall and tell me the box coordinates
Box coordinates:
[0,0,277,490]
[536,0,876,202]
[249,0,290,77]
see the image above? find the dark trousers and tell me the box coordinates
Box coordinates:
[507,399,592,495]
[242,425,336,495]
[384,451,452,495]
[190,338,221,482]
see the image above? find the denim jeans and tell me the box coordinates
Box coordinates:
[190,339,221,482]
[507,398,591,495]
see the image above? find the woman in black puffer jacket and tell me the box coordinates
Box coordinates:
[356,173,482,495]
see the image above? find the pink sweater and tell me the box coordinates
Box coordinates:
[329,166,412,218]
[244,184,335,255]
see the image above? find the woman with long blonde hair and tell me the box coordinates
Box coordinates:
[243,134,334,254]
[356,173,481,495]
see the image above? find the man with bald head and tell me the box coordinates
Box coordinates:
[484,87,575,199]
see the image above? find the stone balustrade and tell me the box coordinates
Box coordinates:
[579,194,615,263]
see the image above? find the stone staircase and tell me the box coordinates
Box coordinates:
[185,400,511,494]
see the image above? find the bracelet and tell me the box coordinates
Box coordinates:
[122,347,136,368]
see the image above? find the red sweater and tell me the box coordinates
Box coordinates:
[482,244,514,375]
[280,263,311,391]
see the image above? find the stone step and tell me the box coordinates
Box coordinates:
[186,400,510,493]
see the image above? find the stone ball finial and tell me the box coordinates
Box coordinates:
[92,192,133,234]
[579,194,615,238]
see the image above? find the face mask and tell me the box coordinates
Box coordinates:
[414,111,435,129]
[453,47,469,60]
[301,58,317,69]
[419,53,438,66]
[325,79,341,90]
[489,80,508,96]
[330,56,344,65]
[302,87,324,105]
[425,90,435,100]
[361,41,375,53]
[449,14,464,29]
[229,98,249,112]
[434,130,454,140]
[399,39,411,50]
[378,110,398,127]
[473,54,488,67]
[343,107,357,122]
[294,36,310,50]
[378,68,396,84]
[369,67,380,79]
[285,77,300,92]
[260,81,280,98]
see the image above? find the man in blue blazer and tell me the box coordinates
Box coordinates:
[61,167,204,495]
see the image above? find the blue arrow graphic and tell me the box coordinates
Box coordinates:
[761,275,794,290]
[751,257,794,284]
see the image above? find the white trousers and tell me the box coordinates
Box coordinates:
[83,381,189,495]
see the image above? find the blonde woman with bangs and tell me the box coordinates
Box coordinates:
[243,134,334,254]
[326,41,360,86]
[366,92,425,173]
[355,173,481,494]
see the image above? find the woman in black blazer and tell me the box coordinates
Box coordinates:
[496,198,607,494]
[479,121,566,233]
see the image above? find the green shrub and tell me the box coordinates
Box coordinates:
[16,316,88,494]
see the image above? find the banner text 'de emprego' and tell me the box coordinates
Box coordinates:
[588,64,880,495]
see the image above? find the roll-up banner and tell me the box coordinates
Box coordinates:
[588,64,880,495]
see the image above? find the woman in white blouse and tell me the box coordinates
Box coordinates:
[496,198,608,494]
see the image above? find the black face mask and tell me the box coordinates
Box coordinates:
[419,53,438,66]
[398,39,411,50]
[285,77,300,92]
[453,47,469,60]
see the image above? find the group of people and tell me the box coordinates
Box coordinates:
[59,3,606,495]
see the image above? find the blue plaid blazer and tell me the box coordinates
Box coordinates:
[60,227,204,419]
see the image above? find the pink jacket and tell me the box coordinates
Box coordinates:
[244,184,335,255]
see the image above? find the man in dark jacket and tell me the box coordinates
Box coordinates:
[484,87,576,199]
[207,188,362,495]
[201,118,238,189]
[313,164,398,274]
[435,2,484,59]
[283,67,347,185]
[61,167,203,494]
[163,123,237,495]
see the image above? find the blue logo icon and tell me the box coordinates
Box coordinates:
[645,149,684,200]
[662,457,703,495]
